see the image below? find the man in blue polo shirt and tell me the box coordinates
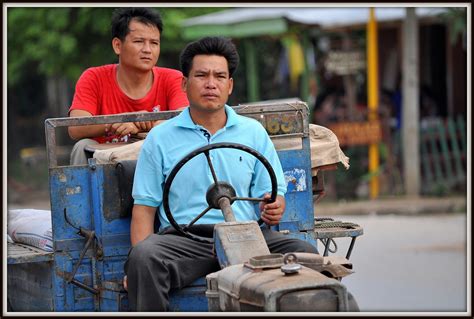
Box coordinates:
[125,36,318,311]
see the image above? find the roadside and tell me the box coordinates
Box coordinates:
[315,195,467,216]
[6,188,468,216]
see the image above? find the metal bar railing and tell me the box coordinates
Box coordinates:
[44,111,181,168]
[446,117,465,183]
[419,116,467,194]
[45,102,310,169]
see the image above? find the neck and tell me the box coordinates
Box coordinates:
[116,64,153,99]
[189,107,227,135]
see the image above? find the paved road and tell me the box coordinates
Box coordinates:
[7,197,469,313]
[329,213,468,312]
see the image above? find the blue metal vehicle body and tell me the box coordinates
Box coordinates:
[7,102,362,312]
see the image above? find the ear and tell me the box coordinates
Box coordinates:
[112,37,122,55]
[228,77,234,95]
[181,76,188,92]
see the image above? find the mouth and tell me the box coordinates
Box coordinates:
[140,57,153,62]
[202,93,218,99]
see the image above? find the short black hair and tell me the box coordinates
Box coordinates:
[179,36,239,77]
[111,7,163,41]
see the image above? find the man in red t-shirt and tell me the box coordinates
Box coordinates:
[68,7,189,164]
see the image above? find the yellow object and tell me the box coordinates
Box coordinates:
[285,35,305,91]
[367,8,380,199]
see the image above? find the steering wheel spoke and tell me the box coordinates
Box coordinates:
[232,196,267,202]
[204,150,219,184]
[184,206,212,230]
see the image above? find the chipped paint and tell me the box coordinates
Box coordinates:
[59,173,67,182]
[66,186,82,195]
[284,168,307,192]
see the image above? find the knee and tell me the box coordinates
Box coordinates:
[128,240,162,268]
[72,138,98,152]
[70,139,98,165]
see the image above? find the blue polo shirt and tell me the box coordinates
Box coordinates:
[132,105,287,230]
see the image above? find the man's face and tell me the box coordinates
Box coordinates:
[112,19,160,72]
[182,54,233,113]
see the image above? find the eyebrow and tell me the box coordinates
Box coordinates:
[128,30,160,39]
[194,69,228,75]
[130,36,160,42]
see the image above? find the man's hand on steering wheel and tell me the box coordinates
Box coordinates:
[259,193,286,226]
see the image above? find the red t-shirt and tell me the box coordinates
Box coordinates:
[69,64,189,143]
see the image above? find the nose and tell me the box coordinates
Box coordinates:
[205,76,217,89]
[142,41,151,53]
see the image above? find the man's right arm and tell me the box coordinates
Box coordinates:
[68,109,109,140]
[130,204,156,246]
[68,68,106,140]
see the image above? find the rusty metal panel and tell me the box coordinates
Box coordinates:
[213,264,349,311]
[313,221,364,239]
[214,221,270,268]
[7,243,54,264]
[234,101,308,137]
[7,261,54,311]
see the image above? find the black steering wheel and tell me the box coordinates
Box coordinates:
[162,142,278,243]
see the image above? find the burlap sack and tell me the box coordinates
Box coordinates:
[93,125,350,176]
[93,140,144,164]
[309,124,349,171]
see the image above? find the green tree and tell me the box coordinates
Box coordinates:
[7,7,224,86]
[8,8,113,86]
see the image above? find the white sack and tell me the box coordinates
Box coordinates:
[8,209,53,252]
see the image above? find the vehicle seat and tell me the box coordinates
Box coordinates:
[115,160,137,217]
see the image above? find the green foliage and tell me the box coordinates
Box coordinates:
[430,182,448,196]
[439,8,466,45]
[7,6,225,86]
[7,7,115,86]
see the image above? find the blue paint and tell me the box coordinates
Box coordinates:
[277,137,314,232]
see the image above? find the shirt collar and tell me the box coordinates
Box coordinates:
[175,104,240,130]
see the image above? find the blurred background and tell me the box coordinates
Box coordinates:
[4,5,470,313]
[6,6,467,203]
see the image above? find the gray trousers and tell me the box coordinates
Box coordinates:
[124,225,318,311]
[70,138,99,165]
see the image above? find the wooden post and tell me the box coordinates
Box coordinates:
[402,8,421,196]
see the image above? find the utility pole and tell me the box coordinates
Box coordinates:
[367,8,380,199]
[402,8,421,196]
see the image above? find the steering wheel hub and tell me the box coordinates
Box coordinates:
[206,182,237,209]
